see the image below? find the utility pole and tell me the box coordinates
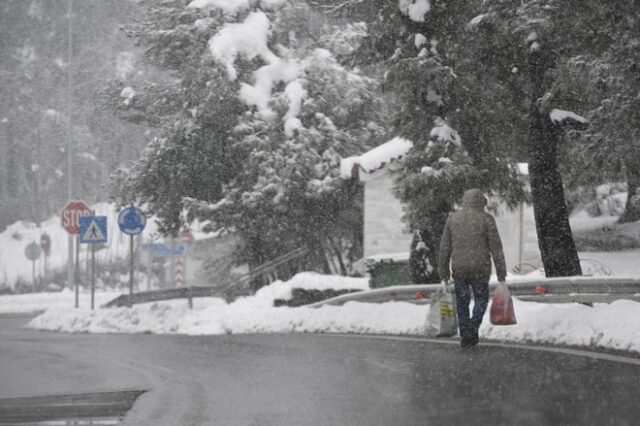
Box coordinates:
[67,0,76,304]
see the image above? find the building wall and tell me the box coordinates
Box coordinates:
[362,171,542,275]
[493,202,542,273]
[363,172,412,259]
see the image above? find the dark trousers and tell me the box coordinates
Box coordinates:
[454,279,489,339]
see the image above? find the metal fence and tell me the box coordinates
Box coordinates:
[104,247,310,308]
[309,277,640,308]
[104,286,216,308]
[104,276,640,309]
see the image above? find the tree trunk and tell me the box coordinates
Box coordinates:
[528,48,582,277]
[618,157,640,224]
[327,237,348,276]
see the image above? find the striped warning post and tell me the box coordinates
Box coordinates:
[175,258,185,286]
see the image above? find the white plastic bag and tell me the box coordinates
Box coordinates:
[425,282,458,337]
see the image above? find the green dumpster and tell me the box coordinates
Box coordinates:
[365,253,412,288]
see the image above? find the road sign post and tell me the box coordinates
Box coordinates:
[40,233,51,286]
[179,231,194,289]
[175,258,184,286]
[170,238,175,288]
[61,200,91,308]
[118,205,146,307]
[79,215,108,310]
[25,242,42,292]
[75,235,80,303]
[129,235,134,304]
[147,238,153,291]
[141,240,192,294]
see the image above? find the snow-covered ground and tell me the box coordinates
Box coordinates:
[0,288,117,315]
[2,270,638,355]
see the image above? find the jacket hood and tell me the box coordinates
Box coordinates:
[462,189,487,208]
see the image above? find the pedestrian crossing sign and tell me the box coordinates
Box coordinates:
[79,216,108,244]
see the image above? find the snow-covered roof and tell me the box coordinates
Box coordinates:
[340,137,413,181]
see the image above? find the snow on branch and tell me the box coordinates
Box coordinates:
[238,59,301,121]
[549,109,588,125]
[429,118,461,147]
[208,12,279,81]
[398,0,431,22]
[188,0,249,14]
[467,13,487,29]
[188,0,287,14]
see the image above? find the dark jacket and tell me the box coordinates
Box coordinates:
[438,189,507,282]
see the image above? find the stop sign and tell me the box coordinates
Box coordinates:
[61,200,91,235]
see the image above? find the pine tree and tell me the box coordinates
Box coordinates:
[315,0,527,270]
[472,0,638,274]
[552,4,640,223]
[110,0,386,281]
[107,0,244,234]
[186,22,385,278]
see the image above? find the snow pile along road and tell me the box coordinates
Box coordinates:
[19,272,640,355]
[481,298,640,353]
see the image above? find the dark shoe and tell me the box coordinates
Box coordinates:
[469,333,479,347]
[460,335,473,348]
[461,332,479,349]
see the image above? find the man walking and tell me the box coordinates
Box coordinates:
[438,188,507,348]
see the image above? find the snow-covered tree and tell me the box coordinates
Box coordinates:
[108,0,246,233]
[110,60,244,235]
[189,47,383,276]
[468,1,579,276]
[551,4,640,223]
[315,0,527,272]
[471,0,638,275]
[111,0,386,279]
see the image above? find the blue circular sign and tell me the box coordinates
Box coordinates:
[118,206,146,235]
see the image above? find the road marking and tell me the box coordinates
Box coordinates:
[321,333,640,366]
[101,350,177,375]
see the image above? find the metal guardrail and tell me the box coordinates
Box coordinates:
[216,247,309,295]
[103,286,218,308]
[104,275,640,309]
[104,247,310,308]
[309,277,640,308]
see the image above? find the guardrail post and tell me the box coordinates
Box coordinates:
[187,287,193,309]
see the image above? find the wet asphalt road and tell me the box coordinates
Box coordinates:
[1,314,640,426]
